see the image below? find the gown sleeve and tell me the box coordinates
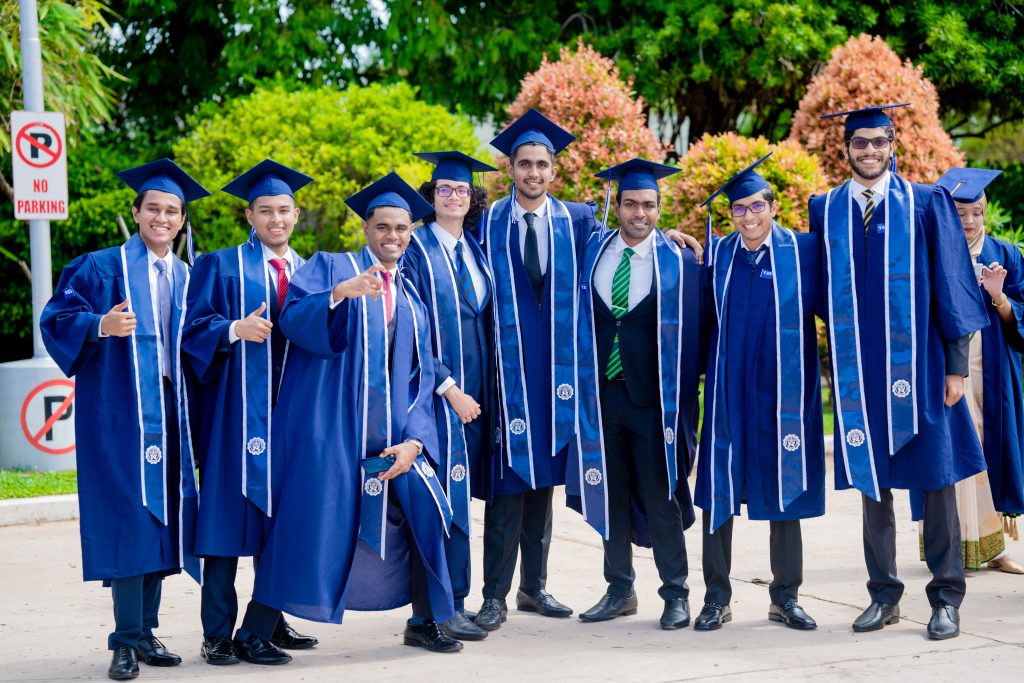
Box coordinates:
[181,253,235,384]
[40,253,108,377]
[279,251,355,359]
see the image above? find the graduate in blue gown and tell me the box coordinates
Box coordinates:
[810,105,989,640]
[180,159,318,665]
[473,108,600,627]
[40,158,207,680]
[692,156,825,632]
[911,168,1024,572]
[401,151,497,642]
[238,172,463,658]
[570,159,704,630]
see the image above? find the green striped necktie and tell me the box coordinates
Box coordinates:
[605,247,634,380]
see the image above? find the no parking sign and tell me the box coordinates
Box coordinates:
[10,110,68,220]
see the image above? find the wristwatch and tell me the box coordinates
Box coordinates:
[405,438,424,455]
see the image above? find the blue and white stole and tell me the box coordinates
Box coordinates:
[237,232,304,517]
[824,174,916,501]
[407,226,490,536]
[706,225,806,532]
[484,191,578,488]
[348,249,452,559]
[120,233,201,582]
[575,229,684,539]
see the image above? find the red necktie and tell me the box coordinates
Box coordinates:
[269,258,289,310]
[382,271,394,326]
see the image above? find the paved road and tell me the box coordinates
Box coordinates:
[2,468,1023,681]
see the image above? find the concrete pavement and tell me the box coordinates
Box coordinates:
[1,469,1023,681]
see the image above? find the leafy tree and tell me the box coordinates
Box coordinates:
[172,81,492,255]
[788,34,964,186]
[488,40,664,216]
[660,133,827,239]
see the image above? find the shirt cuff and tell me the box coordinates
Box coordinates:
[329,294,344,310]
[228,321,240,344]
[435,377,456,396]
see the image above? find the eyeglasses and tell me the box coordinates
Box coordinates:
[730,202,769,217]
[849,136,892,150]
[436,186,471,198]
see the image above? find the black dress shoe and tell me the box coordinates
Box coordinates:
[660,598,691,630]
[852,602,900,632]
[693,603,732,631]
[516,589,573,618]
[403,620,464,653]
[474,598,507,631]
[233,632,292,665]
[927,603,960,640]
[769,600,817,630]
[107,646,139,680]
[135,636,182,666]
[442,611,488,641]
[201,636,239,665]
[579,592,638,622]
[460,609,478,621]
[271,619,319,650]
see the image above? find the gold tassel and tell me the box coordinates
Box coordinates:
[1004,514,1020,542]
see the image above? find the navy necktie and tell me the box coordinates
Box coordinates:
[154,259,172,378]
[745,245,768,266]
[454,241,479,311]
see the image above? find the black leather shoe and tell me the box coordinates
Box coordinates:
[442,611,488,641]
[107,646,139,680]
[693,603,732,631]
[404,620,464,653]
[579,592,638,622]
[460,609,478,621]
[233,632,292,665]
[271,619,319,650]
[769,600,817,630]
[516,589,573,618]
[135,636,182,666]
[852,602,900,632]
[927,603,960,640]
[660,598,691,630]
[201,636,239,665]
[474,598,507,631]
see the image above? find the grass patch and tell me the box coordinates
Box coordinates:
[0,469,78,500]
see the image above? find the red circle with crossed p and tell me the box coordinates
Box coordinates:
[20,379,76,455]
[15,122,63,169]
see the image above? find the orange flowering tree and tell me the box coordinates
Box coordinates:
[488,39,665,218]
[788,34,964,186]
[661,133,828,239]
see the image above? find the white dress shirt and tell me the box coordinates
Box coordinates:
[513,197,550,276]
[739,232,772,266]
[430,222,489,304]
[229,242,297,343]
[593,229,655,311]
[851,170,890,218]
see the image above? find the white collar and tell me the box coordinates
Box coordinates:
[368,250,400,278]
[429,222,464,253]
[260,241,294,268]
[612,228,655,259]
[851,170,890,198]
[514,196,548,220]
[740,231,772,252]
[146,247,173,269]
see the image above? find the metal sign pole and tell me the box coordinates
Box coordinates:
[19,0,53,358]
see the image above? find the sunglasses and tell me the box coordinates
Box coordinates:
[730,201,769,217]
[849,136,893,150]
[436,186,471,198]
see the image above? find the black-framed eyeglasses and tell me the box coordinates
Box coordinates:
[436,186,471,198]
[730,201,769,217]
[849,136,892,150]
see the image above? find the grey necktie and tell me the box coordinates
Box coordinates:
[154,259,172,378]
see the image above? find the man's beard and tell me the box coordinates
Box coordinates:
[850,155,889,181]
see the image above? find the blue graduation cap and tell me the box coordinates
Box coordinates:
[935,167,1003,203]
[594,158,681,226]
[345,171,434,223]
[819,103,911,132]
[413,151,498,184]
[115,158,210,204]
[222,159,314,203]
[490,108,576,157]
[700,154,773,267]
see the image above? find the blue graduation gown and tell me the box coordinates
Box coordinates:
[40,240,195,582]
[695,232,826,521]
[180,242,304,558]
[478,197,600,495]
[809,182,989,491]
[251,248,454,624]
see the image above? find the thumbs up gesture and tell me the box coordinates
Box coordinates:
[100,300,136,337]
[234,302,273,342]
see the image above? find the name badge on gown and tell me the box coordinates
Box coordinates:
[759,269,773,280]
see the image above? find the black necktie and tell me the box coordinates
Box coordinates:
[745,245,768,266]
[523,212,543,301]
